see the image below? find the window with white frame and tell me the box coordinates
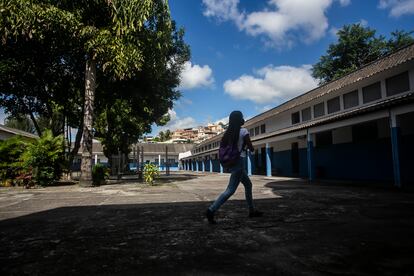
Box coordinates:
[343,90,359,109]
[327,97,340,114]
[249,128,254,137]
[301,107,311,121]
[313,102,325,118]
[291,112,300,124]
[386,71,409,96]
[362,82,381,103]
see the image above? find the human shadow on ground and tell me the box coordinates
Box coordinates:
[2,186,414,276]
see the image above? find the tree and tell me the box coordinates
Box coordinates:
[4,115,36,134]
[159,131,165,141]
[58,0,155,186]
[312,24,414,84]
[1,0,189,185]
[0,136,28,185]
[387,30,414,51]
[164,129,172,141]
[1,0,162,185]
[22,130,65,186]
[0,0,85,169]
[157,130,172,142]
[93,3,189,162]
[4,113,67,137]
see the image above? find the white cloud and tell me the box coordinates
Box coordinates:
[179,61,214,90]
[339,0,351,6]
[159,109,197,131]
[202,0,244,25]
[379,0,414,17]
[214,116,229,125]
[358,19,368,27]
[203,0,350,47]
[224,65,318,104]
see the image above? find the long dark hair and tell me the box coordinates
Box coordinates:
[221,111,245,146]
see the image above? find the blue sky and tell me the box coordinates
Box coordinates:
[1,0,413,137]
[153,0,414,134]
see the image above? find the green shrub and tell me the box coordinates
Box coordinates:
[0,136,28,186]
[22,130,65,186]
[92,163,108,186]
[143,163,159,185]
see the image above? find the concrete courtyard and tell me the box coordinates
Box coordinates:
[1,172,414,275]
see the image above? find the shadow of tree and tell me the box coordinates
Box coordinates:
[1,187,414,275]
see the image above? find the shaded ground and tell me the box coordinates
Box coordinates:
[1,172,414,275]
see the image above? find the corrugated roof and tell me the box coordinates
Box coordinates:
[252,92,414,142]
[245,43,414,126]
[0,124,39,139]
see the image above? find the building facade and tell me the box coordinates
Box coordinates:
[72,141,193,172]
[181,44,414,188]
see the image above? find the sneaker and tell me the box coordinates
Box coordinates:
[206,209,217,224]
[249,210,264,218]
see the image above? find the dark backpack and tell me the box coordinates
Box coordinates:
[219,142,240,168]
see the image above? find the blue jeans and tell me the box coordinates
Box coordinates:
[209,157,255,212]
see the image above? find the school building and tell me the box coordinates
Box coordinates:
[72,140,193,172]
[180,43,414,188]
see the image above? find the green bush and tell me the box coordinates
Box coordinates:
[22,130,65,186]
[0,136,28,186]
[143,163,159,185]
[92,163,108,186]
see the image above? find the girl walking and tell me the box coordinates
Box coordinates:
[206,111,263,224]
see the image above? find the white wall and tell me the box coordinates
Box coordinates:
[244,64,414,138]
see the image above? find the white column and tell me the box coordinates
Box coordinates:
[380,79,387,99]
[94,154,98,164]
[358,87,364,105]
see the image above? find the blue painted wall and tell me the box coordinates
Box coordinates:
[313,138,393,181]
[212,159,220,172]
[271,149,308,177]
[267,138,394,182]
[205,160,210,172]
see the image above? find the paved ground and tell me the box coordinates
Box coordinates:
[1,172,414,275]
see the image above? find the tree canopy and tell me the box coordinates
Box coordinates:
[93,2,189,160]
[0,0,190,183]
[312,24,414,84]
[0,0,85,136]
